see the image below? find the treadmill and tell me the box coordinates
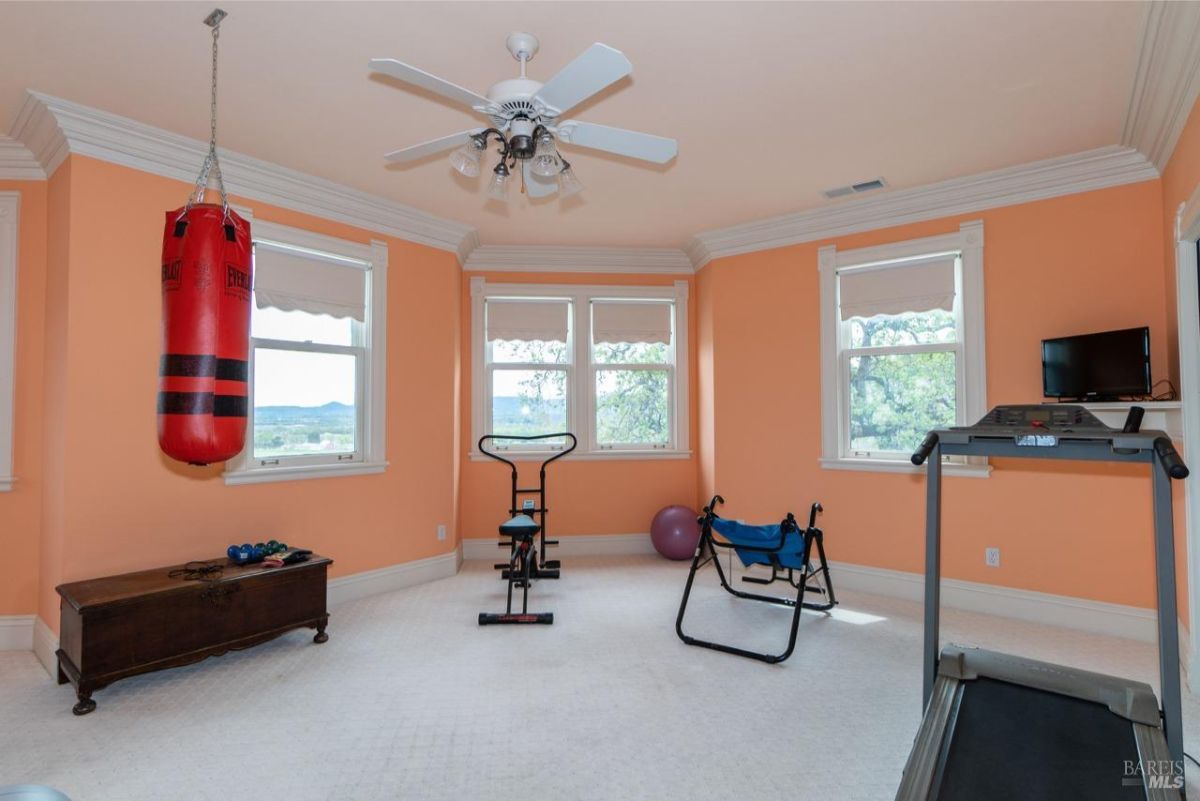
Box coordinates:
[896,405,1189,800]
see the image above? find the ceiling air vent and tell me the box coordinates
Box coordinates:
[823,177,888,200]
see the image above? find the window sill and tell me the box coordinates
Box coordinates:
[469,449,692,463]
[819,457,991,478]
[223,461,388,486]
[0,476,13,492]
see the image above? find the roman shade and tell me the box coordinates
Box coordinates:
[592,301,672,344]
[838,255,957,321]
[254,243,367,321]
[486,299,569,342]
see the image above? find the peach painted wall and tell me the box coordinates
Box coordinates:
[33,155,461,631]
[700,180,1178,610]
[1161,95,1200,387]
[458,271,698,542]
[0,179,48,616]
[695,265,715,500]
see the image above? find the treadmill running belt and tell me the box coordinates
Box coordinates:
[934,677,1146,800]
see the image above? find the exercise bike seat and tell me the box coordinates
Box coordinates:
[499,514,540,541]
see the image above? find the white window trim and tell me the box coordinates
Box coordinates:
[818,220,989,478]
[470,277,691,461]
[0,193,18,491]
[224,213,388,485]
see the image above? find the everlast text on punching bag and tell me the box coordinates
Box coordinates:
[158,205,252,465]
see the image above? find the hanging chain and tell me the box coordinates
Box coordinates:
[187,10,230,219]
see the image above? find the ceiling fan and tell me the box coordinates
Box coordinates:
[369,32,678,201]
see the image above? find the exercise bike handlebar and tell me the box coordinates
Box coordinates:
[911,432,940,466]
[477,432,578,473]
[1154,437,1190,480]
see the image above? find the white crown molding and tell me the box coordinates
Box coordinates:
[686,145,1158,268]
[8,91,477,260]
[1122,0,1200,171]
[464,244,694,274]
[0,136,44,180]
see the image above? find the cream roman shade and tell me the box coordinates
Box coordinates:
[838,256,957,321]
[486,299,569,342]
[592,302,672,344]
[254,243,367,321]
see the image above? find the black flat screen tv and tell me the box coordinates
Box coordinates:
[1041,326,1151,401]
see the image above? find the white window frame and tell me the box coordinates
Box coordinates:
[0,192,18,491]
[224,214,388,485]
[818,220,989,477]
[470,277,691,461]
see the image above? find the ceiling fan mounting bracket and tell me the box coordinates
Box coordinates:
[506,32,540,63]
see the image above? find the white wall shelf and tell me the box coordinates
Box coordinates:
[1048,400,1183,440]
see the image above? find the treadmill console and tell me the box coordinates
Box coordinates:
[966,405,1108,446]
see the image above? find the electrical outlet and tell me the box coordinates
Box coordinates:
[985,547,1000,567]
[436,524,447,541]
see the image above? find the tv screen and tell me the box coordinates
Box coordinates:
[1041,327,1151,400]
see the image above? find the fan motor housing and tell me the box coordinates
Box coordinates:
[507,117,537,159]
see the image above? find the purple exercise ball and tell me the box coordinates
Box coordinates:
[651,505,700,560]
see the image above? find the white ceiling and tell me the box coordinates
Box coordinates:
[0,1,1149,249]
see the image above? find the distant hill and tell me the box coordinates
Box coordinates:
[254,401,354,424]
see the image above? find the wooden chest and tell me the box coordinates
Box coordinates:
[56,555,331,714]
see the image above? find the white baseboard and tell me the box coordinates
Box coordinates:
[461,533,657,561]
[829,560,1163,643]
[33,617,57,678]
[0,615,34,650]
[327,550,459,607]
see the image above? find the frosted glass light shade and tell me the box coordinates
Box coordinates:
[530,131,562,178]
[487,170,510,202]
[449,137,485,177]
[557,164,584,198]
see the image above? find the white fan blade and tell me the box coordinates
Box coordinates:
[384,129,483,163]
[533,43,632,117]
[369,58,495,113]
[555,121,677,164]
[522,161,558,198]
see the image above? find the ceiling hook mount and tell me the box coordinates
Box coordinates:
[203,8,227,29]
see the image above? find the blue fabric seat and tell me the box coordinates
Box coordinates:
[710,518,807,569]
[676,494,837,663]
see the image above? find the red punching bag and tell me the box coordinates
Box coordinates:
[158,204,253,465]
[158,11,252,466]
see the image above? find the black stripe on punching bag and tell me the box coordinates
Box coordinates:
[215,359,248,382]
[157,391,214,415]
[160,354,217,377]
[213,395,248,418]
[159,356,248,382]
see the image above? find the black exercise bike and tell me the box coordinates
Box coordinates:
[477,432,577,625]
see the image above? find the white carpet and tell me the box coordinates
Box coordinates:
[1,555,1199,800]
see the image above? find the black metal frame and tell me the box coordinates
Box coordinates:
[477,432,577,569]
[477,432,577,626]
[473,123,551,182]
[675,494,836,663]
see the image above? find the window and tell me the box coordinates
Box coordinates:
[819,221,987,476]
[471,278,689,459]
[224,216,387,484]
[0,192,17,492]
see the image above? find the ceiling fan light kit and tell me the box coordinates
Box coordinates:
[371,32,677,203]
